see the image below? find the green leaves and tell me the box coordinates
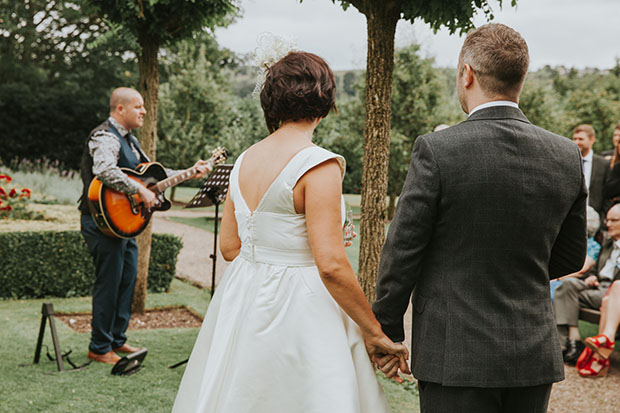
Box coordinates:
[90,0,239,47]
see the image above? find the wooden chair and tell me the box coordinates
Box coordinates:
[578,307,601,325]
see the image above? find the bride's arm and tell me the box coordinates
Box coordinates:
[299,160,409,372]
[220,189,241,261]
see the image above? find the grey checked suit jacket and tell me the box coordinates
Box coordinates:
[372,106,588,388]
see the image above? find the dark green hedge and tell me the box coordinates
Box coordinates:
[0,231,182,299]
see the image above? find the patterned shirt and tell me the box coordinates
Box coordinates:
[89,117,178,195]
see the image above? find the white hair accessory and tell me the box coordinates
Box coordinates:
[252,33,298,98]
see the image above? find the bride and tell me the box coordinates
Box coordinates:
[172,50,409,413]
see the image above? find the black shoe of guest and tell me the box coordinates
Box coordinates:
[563,340,585,364]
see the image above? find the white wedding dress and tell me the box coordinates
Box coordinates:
[172,146,389,413]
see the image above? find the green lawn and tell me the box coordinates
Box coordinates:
[168,216,220,231]
[0,279,209,413]
[1,278,419,412]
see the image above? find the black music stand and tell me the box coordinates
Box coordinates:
[185,164,232,297]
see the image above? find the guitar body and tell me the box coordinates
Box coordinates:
[88,162,171,239]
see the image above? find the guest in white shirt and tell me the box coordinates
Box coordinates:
[572,124,610,215]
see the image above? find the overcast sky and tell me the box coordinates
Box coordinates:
[215,0,620,71]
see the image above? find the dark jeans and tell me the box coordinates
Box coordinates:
[81,214,138,354]
[418,381,552,413]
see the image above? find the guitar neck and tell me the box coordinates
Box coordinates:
[153,166,201,193]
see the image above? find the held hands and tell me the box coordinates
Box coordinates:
[193,159,211,179]
[364,333,411,383]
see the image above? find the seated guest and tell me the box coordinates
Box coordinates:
[554,203,620,363]
[550,206,601,300]
[577,280,620,377]
[600,122,620,160]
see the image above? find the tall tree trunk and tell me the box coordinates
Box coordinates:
[357,3,400,302]
[133,35,159,314]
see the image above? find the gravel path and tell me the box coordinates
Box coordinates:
[154,212,620,411]
[152,209,229,289]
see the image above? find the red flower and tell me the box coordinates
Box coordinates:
[0,175,12,182]
[0,205,12,211]
[19,188,32,199]
[0,187,6,199]
[8,188,17,198]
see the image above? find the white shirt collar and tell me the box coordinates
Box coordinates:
[468,100,519,117]
[583,150,593,162]
[108,117,130,138]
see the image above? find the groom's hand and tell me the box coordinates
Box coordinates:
[371,353,409,383]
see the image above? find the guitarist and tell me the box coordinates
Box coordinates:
[78,87,209,365]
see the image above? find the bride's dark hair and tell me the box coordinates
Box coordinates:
[260,51,337,133]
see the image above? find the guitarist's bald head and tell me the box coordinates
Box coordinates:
[109,87,141,114]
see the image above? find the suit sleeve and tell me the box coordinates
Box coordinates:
[548,147,588,279]
[372,136,440,342]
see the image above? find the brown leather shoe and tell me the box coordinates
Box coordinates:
[112,343,144,354]
[88,350,121,365]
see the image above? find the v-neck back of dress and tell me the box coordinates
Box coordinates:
[236,145,315,215]
[229,146,345,266]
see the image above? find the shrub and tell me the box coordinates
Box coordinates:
[0,231,182,299]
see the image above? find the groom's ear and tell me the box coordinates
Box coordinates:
[462,64,475,89]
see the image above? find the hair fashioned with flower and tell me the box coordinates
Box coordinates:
[252,33,298,98]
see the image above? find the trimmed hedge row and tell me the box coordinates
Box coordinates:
[0,231,182,299]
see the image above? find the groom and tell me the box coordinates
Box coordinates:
[372,24,587,412]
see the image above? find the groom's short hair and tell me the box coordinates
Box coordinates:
[459,23,529,98]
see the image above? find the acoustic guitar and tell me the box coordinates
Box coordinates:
[88,147,228,239]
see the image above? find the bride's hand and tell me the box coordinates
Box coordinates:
[364,334,411,380]
[344,226,356,247]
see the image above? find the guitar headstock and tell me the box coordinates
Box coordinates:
[208,147,229,169]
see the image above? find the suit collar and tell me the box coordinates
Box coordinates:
[465,105,530,124]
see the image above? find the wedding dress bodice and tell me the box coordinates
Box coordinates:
[230,146,346,267]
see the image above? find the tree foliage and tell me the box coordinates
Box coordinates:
[0,0,136,169]
[157,33,237,171]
